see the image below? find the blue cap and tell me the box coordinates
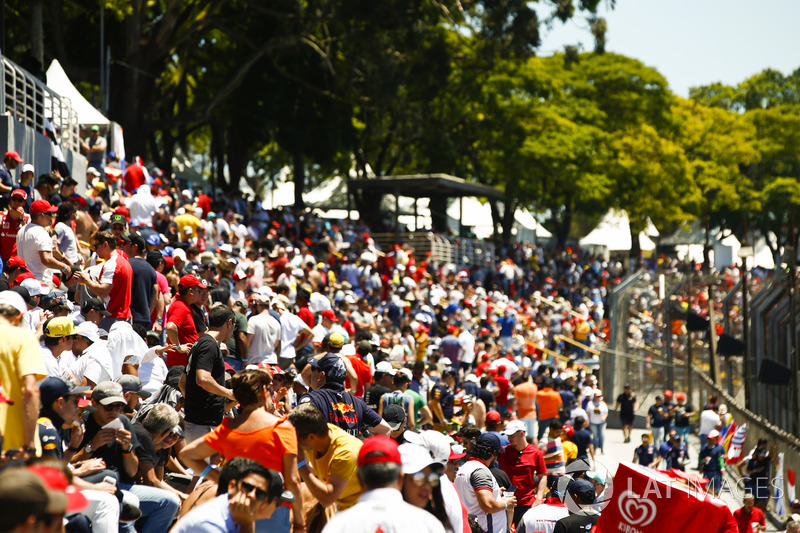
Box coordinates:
[309,354,347,381]
[475,432,502,452]
[146,234,161,246]
[39,376,90,406]
[567,478,596,502]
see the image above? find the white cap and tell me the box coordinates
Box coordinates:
[399,443,438,474]
[503,420,527,436]
[75,321,101,344]
[707,430,720,439]
[20,278,45,297]
[171,249,187,262]
[375,361,396,375]
[403,430,452,467]
[21,163,34,174]
[0,291,27,315]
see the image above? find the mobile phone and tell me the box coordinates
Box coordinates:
[103,476,117,486]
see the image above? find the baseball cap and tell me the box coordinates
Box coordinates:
[328,333,345,349]
[320,309,338,322]
[81,297,111,317]
[0,468,61,529]
[91,125,100,132]
[403,430,452,467]
[567,478,597,503]
[20,278,46,297]
[43,317,76,338]
[0,290,27,315]
[5,151,23,163]
[358,435,402,467]
[449,444,467,461]
[28,465,87,513]
[21,163,34,174]
[485,410,501,424]
[707,429,720,439]
[475,432,502,452]
[399,443,439,474]
[10,188,27,200]
[562,424,575,437]
[179,274,203,289]
[75,321,101,344]
[6,255,26,268]
[375,361,397,376]
[309,354,347,381]
[39,376,90,406]
[115,375,152,399]
[172,248,187,262]
[91,381,126,406]
[664,389,673,398]
[675,391,686,400]
[383,404,406,431]
[110,213,127,226]
[145,233,161,246]
[232,271,248,282]
[30,199,58,214]
[503,419,527,436]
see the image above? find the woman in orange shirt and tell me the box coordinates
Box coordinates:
[181,369,304,533]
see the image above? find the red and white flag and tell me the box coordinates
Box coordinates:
[788,467,796,503]
[726,424,747,464]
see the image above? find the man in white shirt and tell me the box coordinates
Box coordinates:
[272,299,312,370]
[69,321,114,387]
[699,404,722,443]
[246,294,281,365]
[459,326,476,372]
[127,184,161,227]
[40,317,77,378]
[323,435,446,533]
[17,199,73,283]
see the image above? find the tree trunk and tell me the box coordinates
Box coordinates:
[702,209,711,274]
[293,151,306,210]
[501,198,518,248]
[30,0,44,72]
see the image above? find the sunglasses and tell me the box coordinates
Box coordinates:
[102,403,125,411]
[409,472,440,487]
[239,481,269,501]
[10,196,24,202]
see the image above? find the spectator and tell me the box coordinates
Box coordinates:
[271,298,313,370]
[80,125,107,171]
[699,430,726,497]
[37,376,89,461]
[16,199,72,283]
[69,321,114,387]
[732,493,765,533]
[699,404,722,445]
[0,467,69,532]
[246,293,281,365]
[614,383,638,444]
[0,189,30,263]
[79,297,111,326]
[587,391,608,454]
[646,395,669,448]
[0,255,27,292]
[499,419,548,527]
[74,230,133,329]
[165,274,203,366]
[40,316,77,378]
[632,433,658,468]
[536,378,563,441]
[0,150,22,197]
[553,479,600,533]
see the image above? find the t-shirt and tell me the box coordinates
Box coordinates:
[588,401,608,424]
[54,221,79,264]
[635,444,656,466]
[537,388,563,420]
[431,382,454,422]
[99,251,133,319]
[733,506,765,533]
[517,502,569,533]
[498,444,547,506]
[406,389,426,425]
[299,383,383,436]
[184,334,227,426]
[699,409,721,434]
[123,163,146,193]
[699,444,725,474]
[224,311,248,360]
[278,312,308,361]
[246,312,281,364]
[381,390,413,414]
[204,415,297,473]
[365,383,392,411]
[132,421,164,469]
[439,334,460,365]
[0,326,47,451]
[345,355,372,397]
[307,424,363,510]
[572,429,592,459]
[616,393,637,418]
[675,403,694,427]
[165,296,198,366]
[459,331,476,364]
[648,404,668,428]
[553,512,600,533]
[0,211,29,261]
[81,412,141,484]
[128,257,157,326]
[16,223,54,282]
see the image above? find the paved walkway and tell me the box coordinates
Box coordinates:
[595,427,782,531]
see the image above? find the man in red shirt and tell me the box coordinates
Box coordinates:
[0,189,30,262]
[123,157,146,193]
[345,340,373,398]
[74,230,132,330]
[164,274,203,366]
[733,493,765,532]
[295,284,315,328]
[498,419,548,528]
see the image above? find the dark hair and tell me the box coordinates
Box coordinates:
[186,246,199,256]
[358,462,401,491]
[216,457,277,500]
[288,404,328,439]
[458,424,481,441]
[393,373,410,387]
[94,230,117,249]
[209,305,235,328]
[574,416,586,429]
[55,202,74,224]
[146,250,164,269]
[549,419,563,431]
[231,370,273,407]
[470,441,496,461]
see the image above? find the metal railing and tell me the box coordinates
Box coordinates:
[0,55,80,151]
[371,232,496,270]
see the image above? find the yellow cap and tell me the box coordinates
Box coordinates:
[44,317,76,338]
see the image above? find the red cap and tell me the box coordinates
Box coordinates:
[357,435,402,467]
[30,199,58,214]
[481,353,490,361]
[447,325,457,334]
[675,392,686,400]
[114,206,129,219]
[232,271,248,282]
[151,178,163,186]
[178,274,202,289]
[27,465,88,513]
[6,255,26,268]
[664,389,673,398]
[485,410,501,423]
[224,362,235,374]
[449,448,467,461]
[5,151,22,163]
[562,424,575,437]
[321,309,338,322]
[10,188,27,200]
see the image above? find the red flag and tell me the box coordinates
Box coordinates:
[596,462,738,533]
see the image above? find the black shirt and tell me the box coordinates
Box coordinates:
[431,382,454,422]
[572,428,592,459]
[81,412,140,484]
[132,422,164,468]
[616,393,637,417]
[648,404,668,428]
[674,404,693,427]
[479,388,496,409]
[554,512,600,533]
[364,384,392,411]
[38,410,66,459]
[185,333,227,426]
[128,257,157,325]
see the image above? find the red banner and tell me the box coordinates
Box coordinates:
[596,462,737,533]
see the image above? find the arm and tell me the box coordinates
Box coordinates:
[475,488,514,514]
[282,454,305,531]
[38,250,70,272]
[236,331,249,361]
[75,272,113,299]
[196,369,235,402]
[180,439,220,483]
[21,375,40,450]
[370,419,392,436]
[429,398,445,422]
[139,460,187,499]
[297,464,349,509]
[293,327,313,352]
[535,473,547,503]
[407,402,416,431]
[166,322,181,345]
[417,405,433,427]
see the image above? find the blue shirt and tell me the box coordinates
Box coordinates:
[299,381,382,436]
[172,494,235,533]
[699,444,725,473]
[498,315,516,337]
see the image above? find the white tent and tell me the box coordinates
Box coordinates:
[579,209,633,252]
[46,60,110,126]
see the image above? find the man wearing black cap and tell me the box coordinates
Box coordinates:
[454,433,516,533]
[122,231,158,329]
[299,352,390,436]
[80,297,111,325]
[429,368,456,432]
[553,478,600,533]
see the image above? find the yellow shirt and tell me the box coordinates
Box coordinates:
[563,440,578,463]
[174,214,203,239]
[309,424,363,510]
[0,325,47,450]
